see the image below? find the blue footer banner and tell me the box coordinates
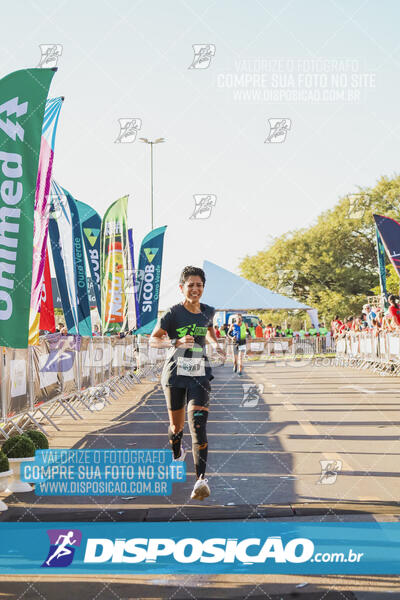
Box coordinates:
[0,522,400,574]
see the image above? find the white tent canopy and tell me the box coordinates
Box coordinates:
[201,261,312,311]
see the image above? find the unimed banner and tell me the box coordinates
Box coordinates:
[135,226,167,335]
[100,196,128,334]
[0,68,55,348]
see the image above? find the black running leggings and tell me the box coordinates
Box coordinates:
[165,385,209,478]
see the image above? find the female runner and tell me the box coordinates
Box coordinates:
[149,266,225,500]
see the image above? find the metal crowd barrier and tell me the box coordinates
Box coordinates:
[334,330,400,375]
[0,333,168,440]
[207,336,334,362]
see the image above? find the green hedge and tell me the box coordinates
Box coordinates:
[0,451,10,473]
[1,434,36,458]
[25,430,49,450]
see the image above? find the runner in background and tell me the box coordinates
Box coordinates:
[229,314,250,376]
[149,266,225,501]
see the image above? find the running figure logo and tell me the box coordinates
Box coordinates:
[37,44,63,68]
[265,118,291,143]
[241,384,264,408]
[317,460,342,485]
[188,44,216,69]
[42,529,82,568]
[189,195,217,220]
[115,118,142,143]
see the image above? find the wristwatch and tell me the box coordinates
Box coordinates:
[170,339,178,347]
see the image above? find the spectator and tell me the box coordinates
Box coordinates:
[309,325,318,336]
[388,295,400,328]
[255,322,263,338]
[363,304,376,328]
[352,317,363,332]
[264,323,274,339]
[285,324,294,338]
[55,322,65,333]
[93,324,101,336]
[360,313,368,329]
[219,324,227,337]
[214,325,221,339]
[319,322,328,336]
[275,325,284,337]
[331,315,343,338]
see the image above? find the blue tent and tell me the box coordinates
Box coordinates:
[201,260,311,311]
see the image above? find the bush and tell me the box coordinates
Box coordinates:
[25,430,49,450]
[1,434,36,459]
[0,451,9,473]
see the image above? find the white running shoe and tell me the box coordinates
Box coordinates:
[173,443,187,462]
[190,475,210,501]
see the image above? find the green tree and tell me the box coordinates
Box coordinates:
[240,175,400,320]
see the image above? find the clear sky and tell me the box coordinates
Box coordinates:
[1,0,399,308]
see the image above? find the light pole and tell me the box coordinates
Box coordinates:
[139,137,165,230]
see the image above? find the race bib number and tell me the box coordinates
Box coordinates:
[177,356,206,377]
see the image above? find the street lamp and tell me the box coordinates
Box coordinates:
[139,137,165,230]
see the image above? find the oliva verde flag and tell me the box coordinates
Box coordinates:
[135,225,167,335]
[100,196,129,334]
[76,199,101,317]
[0,68,55,348]
[48,180,92,336]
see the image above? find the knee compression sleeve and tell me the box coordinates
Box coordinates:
[188,409,209,478]
[168,427,183,459]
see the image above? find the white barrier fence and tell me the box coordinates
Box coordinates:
[207,336,334,362]
[0,333,168,440]
[335,330,400,374]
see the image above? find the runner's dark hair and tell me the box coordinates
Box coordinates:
[179,266,206,285]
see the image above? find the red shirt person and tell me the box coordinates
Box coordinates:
[388,295,400,327]
[264,324,274,339]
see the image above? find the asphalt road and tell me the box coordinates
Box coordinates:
[1,358,400,598]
